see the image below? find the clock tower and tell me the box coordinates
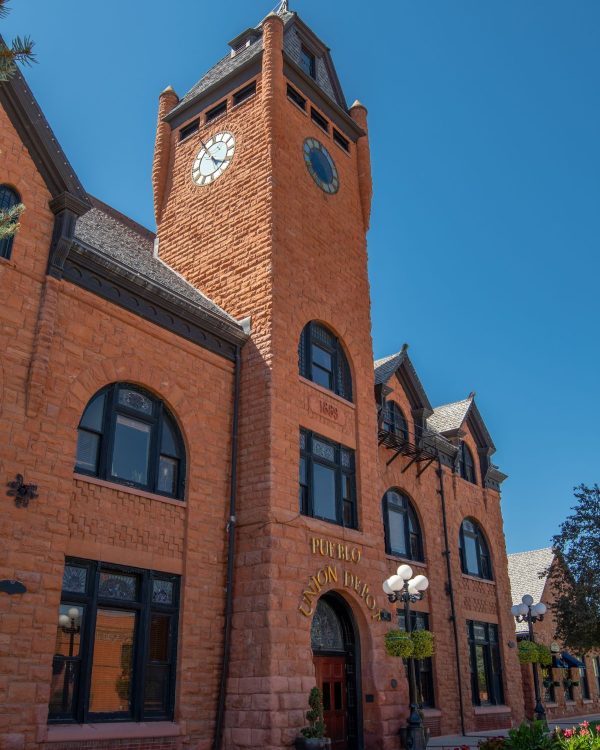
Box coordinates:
[152,8,395,748]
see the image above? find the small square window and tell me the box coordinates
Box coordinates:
[300,45,316,79]
[206,100,227,123]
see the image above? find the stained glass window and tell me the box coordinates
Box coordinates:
[62,564,88,594]
[311,599,344,652]
[152,580,174,605]
[98,572,137,601]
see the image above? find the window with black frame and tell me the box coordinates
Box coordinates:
[399,611,435,708]
[540,665,556,703]
[579,660,590,700]
[467,621,504,706]
[75,383,185,499]
[382,401,408,441]
[299,45,316,79]
[458,441,477,484]
[298,322,352,402]
[299,429,356,529]
[0,184,21,260]
[459,519,492,580]
[593,657,600,695]
[382,490,424,562]
[48,559,179,724]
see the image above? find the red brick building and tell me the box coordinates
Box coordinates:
[508,549,600,723]
[1,6,525,750]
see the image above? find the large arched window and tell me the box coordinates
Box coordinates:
[298,321,352,401]
[75,383,185,499]
[382,400,408,440]
[0,184,21,260]
[382,489,424,561]
[459,519,492,579]
[458,442,477,484]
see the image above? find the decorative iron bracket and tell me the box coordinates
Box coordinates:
[7,474,39,507]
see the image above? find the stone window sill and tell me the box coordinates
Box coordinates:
[74,473,187,508]
[45,722,181,743]
[474,705,511,715]
[422,707,442,718]
[545,702,559,707]
[462,574,496,586]
[299,375,355,409]
[385,554,428,570]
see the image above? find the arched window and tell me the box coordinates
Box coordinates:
[298,321,352,401]
[0,184,21,260]
[458,442,477,484]
[382,400,408,440]
[75,383,185,499]
[382,489,424,561]
[459,519,492,579]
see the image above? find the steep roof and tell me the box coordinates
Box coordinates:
[373,347,432,413]
[74,197,243,332]
[507,548,555,634]
[427,397,473,434]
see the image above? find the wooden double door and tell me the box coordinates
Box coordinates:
[314,654,348,750]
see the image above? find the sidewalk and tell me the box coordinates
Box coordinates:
[427,714,600,749]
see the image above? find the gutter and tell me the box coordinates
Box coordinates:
[436,458,466,736]
[213,344,242,750]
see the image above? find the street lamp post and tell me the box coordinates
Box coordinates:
[58,608,81,712]
[383,564,430,750]
[511,594,547,724]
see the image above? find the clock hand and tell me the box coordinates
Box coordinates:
[199,136,219,167]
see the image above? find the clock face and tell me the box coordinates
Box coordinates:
[192,132,236,186]
[303,138,339,194]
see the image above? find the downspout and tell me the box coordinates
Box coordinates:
[213,344,241,750]
[436,457,466,736]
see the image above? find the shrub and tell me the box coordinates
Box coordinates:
[478,737,507,750]
[505,721,556,750]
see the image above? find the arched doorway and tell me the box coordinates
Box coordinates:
[311,593,362,750]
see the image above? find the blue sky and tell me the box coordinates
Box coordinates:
[3,1,599,553]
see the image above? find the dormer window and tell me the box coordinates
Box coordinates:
[300,45,316,79]
[458,442,476,484]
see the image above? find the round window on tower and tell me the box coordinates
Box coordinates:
[303,138,339,194]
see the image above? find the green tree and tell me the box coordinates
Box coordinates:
[548,484,600,653]
[0,1,35,82]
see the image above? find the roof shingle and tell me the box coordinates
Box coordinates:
[507,548,554,634]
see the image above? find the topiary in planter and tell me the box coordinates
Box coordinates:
[411,629,434,659]
[385,629,413,658]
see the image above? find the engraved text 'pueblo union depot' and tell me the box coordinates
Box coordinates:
[298,537,382,620]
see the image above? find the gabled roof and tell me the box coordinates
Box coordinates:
[427,393,496,453]
[507,548,554,634]
[427,397,473,434]
[73,197,244,333]
[0,46,90,211]
[373,346,433,414]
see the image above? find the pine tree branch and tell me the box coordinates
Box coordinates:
[0,203,24,240]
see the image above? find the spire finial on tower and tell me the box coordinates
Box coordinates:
[276,0,289,14]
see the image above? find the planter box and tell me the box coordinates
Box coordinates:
[295,739,332,750]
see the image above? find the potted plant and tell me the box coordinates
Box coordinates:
[384,630,414,658]
[411,629,435,660]
[295,687,331,749]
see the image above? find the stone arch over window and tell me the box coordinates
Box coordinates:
[459,518,492,580]
[0,184,21,260]
[382,488,424,561]
[298,321,352,401]
[458,441,477,484]
[74,382,186,499]
[381,400,408,440]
